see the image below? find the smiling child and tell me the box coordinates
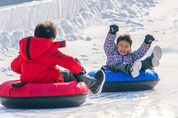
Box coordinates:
[103,25,162,77]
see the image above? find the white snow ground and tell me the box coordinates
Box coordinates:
[0,0,178,118]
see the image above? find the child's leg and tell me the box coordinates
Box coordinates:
[79,70,105,96]
[109,61,142,78]
[130,60,142,78]
[62,69,105,96]
[141,46,162,70]
[61,70,75,82]
[141,56,153,70]
[111,62,132,75]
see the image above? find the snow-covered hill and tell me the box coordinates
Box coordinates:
[0,0,41,7]
[0,0,178,117]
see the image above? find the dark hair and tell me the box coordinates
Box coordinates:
[34,21,57,39]
[116,34,132,46]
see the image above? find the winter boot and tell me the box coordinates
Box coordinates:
[80,70,105,96]
[130,60,142,78]
[151,46,162,67]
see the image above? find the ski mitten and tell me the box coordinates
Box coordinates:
[144,34,155,44]
[73,67,86,82]
[109,25,119,35]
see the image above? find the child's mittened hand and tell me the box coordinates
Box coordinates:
[80,67,86,74]
[73,67,86,82]
[144,34,155,44]
[109,25,119,34]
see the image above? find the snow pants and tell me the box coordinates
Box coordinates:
[61,70,96,89]
[106,56,153,75]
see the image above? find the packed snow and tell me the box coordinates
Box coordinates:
[0,0,178,117]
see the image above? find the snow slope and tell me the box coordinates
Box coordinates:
[0,0,42,7]
[0,0,178,117]
[0,0,88,31]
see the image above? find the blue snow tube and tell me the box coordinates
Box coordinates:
[88,69,160,92]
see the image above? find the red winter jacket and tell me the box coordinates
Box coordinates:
[11,37,82,83]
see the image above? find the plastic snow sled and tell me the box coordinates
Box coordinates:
[0,80,89,109]
[88,69,159,92]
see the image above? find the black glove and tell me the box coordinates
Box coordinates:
[144,34,155,44]
[73,67,86,82]
[109,25,119,35]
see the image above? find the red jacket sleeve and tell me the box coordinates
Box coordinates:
[50,48,82,74]
[11,55,21,74]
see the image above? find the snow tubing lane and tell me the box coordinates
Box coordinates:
[0,80,89,109]
[88,69,160,92]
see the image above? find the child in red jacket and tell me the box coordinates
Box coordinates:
[11,21,105,96]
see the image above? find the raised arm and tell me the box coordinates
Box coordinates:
[133,34,155,61]
[104,25,119,56]
[104,33,117,56]
[133,43,150,61]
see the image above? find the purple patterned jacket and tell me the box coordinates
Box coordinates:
[104,33,150,69]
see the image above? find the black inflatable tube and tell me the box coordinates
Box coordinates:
[102,79,160,92]
[0,93,88,109]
